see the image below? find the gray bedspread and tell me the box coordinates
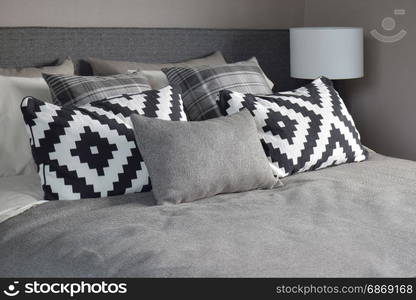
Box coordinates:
[1,152,415,277]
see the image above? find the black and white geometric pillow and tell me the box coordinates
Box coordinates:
[162,62,272,121]
[218,77,368,177]
[21,85,187,200]
[43,73,151,106]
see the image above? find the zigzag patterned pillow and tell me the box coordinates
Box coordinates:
[218,77,368,177]
[21,86,187,200]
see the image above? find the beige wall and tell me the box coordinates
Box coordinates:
[0,0,305,29]
[304,0,416,160]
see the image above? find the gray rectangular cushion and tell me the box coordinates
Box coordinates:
[162,62,273,121]
[131,110,278,204]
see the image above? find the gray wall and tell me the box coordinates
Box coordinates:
[0,0,305,29]
[304,0,416,161]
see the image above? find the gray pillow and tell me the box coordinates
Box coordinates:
[0,57,74,78]
[88,51,227,89]
[131,110,279,204]
[88,51,226,74]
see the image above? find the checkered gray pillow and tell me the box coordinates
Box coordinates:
[43,73,151,106]
[162,62,272,120]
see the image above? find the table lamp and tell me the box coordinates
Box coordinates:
[290,27,364,80]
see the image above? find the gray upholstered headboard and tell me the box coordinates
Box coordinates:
[0,27,297,91]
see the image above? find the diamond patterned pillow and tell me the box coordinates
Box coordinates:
[21,86,187,200]
[218,77,368,177]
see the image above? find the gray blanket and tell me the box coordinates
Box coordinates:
[1,152,416,277]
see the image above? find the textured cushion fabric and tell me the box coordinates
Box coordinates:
[163,62,273,121]
[137,56,274,91]
[137,70,170,90]
[0,76,53,177]
[131,110,278,204]
[218,77,368,177]
[88,51,226,74]
[0,58,74,78]
[88,51,227,89]
[235,57,274,90]
[21,86,187,200]
[43,73,151,106]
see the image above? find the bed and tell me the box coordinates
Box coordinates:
[0,28,415,278]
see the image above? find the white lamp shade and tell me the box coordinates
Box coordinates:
[290,27,363,80]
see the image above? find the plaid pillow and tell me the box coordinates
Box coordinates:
[162,62,272,120]
[43,73,151,106]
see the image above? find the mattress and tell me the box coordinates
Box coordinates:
[0,151,415,277]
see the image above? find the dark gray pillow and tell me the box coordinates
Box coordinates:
[131,110,279,204]
[162,62,272,121]
[43,73,151,106]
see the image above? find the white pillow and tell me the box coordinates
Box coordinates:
[0,76,52,177]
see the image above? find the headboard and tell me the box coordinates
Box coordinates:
[0,27,297,91]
